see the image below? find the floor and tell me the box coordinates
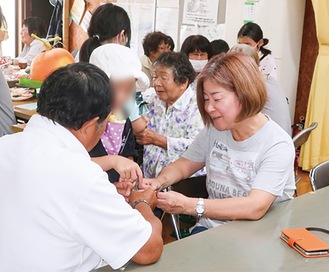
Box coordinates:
[162,168,312,245]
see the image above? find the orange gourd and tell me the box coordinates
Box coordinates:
[30,34,74,82]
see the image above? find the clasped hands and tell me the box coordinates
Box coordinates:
[114,175,189,215]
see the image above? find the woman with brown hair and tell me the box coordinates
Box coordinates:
[140,52,295,234]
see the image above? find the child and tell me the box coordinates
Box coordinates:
[89,44,150,183]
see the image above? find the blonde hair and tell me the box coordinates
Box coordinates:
[229,44,260,66]
[197,52,267,126]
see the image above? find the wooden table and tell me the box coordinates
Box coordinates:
[12,98,37,121]
[95,187,329,272]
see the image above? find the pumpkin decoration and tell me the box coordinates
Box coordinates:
[30,34,74,82]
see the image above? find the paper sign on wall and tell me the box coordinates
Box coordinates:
[244,2,255,23]
[180,24,225,45]
[156,7,179,49]
[69,0,86,25]
[182,0,219,26]
[81,10,92,33]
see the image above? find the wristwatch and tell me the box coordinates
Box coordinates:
[195,198,205,220]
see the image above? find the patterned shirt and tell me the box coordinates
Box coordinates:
[143,86,206,178]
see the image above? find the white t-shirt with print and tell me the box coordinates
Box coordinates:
[183,118,295,229]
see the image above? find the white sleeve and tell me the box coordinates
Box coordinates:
[182,127,209,163]
[71,171,152,270]
[251,138,295,197]
[23,42,45,65]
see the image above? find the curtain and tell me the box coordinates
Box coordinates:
[300,0,329,171]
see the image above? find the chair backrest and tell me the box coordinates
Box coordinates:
[309,160,329,191]
[171,175,208,198]
[292,122,318,149]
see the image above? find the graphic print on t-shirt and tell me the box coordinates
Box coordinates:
[207,140,259,199]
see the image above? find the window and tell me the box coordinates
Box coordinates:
[0,0,17,57]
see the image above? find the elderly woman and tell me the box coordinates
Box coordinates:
[136,52,205,178]
[15,17,46,65]
[140,52,295,234]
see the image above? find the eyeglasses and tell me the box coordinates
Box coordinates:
[189,52,208,60]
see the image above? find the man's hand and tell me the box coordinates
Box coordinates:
[135,129,157,146]
[129,189,158,210]
[157,191,192,214]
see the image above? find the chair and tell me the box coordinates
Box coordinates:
[309,160,329,191]
[292,122,318,195]
[167,175,208,240]
[292,122,318,149]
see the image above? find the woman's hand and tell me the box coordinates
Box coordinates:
[139,178,162,191]
[135,129,157,145]
[136,129,167,149]
[157,191,195,215]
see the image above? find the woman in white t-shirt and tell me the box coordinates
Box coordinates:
[15,17,46,65]
[140,52,295,234]
[237,22,277,79]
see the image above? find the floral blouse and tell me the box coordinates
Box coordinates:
[143,86,206,178]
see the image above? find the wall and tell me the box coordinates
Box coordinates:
[224,0,306,121]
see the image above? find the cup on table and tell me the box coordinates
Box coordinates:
[18,60,28,69]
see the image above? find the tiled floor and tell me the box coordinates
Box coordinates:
[162,169,312,245]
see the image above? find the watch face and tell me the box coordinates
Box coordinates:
[196,206,204,214]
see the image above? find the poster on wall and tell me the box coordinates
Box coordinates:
[182,0,219,26]
[180,24,226,45]
[244,2,255,23]
[80,10,92,33]
[69,0,86,25]
[116,0,155,57]
[155,6,179,49]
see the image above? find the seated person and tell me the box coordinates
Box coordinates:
[230,44,292,135]
[0,70,16,136]
[181,35,213,75]
[140,53,295,235]
[211,39,230,56]
[136,52,205,178]
[89,44,149,182]
[0,63,163,271]
[15,17,46,65]
[141,31,171,86]
[166,35,175,51]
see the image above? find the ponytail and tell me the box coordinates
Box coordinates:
[79,36,101,63]
[260,38,271,57]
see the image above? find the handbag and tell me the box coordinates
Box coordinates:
[281,227,329,258]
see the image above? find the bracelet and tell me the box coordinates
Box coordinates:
[131,199,151,209]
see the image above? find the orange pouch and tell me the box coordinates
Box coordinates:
[281,227,329,258]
